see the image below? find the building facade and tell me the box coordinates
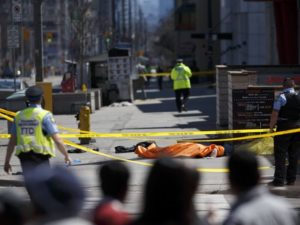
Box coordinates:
[220,0,277,65]
[220,0,299,66]
[173,0,220,70]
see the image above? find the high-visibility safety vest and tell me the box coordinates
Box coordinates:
[15,107,56,157]
[170,63,192,90]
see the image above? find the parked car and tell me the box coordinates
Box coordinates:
[0,78,25,91]
[0,79,27,112]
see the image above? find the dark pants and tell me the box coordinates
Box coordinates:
[157,76,163,90]
[18,151,50,175]
[274,122,300,184]
[175,88,190,112]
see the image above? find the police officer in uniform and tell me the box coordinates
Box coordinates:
[4,86,71,174]
[171,59,192,113]
[269,77,300,186]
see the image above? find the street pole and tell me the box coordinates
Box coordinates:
[12,48,16,91]
[33,0,43,82]
[21,24,25,78]
[10,0,16,91]
[207,0,213,70]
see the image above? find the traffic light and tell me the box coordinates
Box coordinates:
[46,32,53,43]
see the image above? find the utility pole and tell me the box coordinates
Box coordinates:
[207,0,213,70]
[10,0,22,91]
[33,0,43,82]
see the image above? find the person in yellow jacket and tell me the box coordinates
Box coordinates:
[171,59,192,112]
[4,86,71,175]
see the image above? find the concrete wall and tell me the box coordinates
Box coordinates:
[53,92,88,115]
[220,0,277,65]
[2,89,102,115]
[216,64,300,128]
[53,89,102,115]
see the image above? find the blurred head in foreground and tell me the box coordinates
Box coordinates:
[228,150,260,194]
[24,165,85,219]
[140,157,200,224]
[99,161,130,202]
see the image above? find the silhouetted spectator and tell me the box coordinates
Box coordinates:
[2,60,13,78]
[223,150,298,225]
[61,72,76,92]
[132,157,209,225]
[157,66,163,90]
[0,191,26,225]
[24,165,92,225]
[92,161,131,225]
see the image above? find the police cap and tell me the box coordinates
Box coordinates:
[176,59,183,63]
[25,86,43,101]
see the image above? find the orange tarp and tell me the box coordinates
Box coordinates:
[135,142,225,159]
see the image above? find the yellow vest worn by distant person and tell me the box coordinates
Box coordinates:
[171,63,192,90]
[15,107,56,157]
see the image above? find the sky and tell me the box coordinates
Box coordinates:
[137,0,174,28]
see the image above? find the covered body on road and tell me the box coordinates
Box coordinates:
[134,142,225,158]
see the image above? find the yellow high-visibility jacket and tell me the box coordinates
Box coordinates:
[15,107,56,157]
[170,63,192,90]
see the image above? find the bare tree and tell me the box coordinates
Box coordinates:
[151,13,176,68]
[68,0,114,88]
[68,0,97,88]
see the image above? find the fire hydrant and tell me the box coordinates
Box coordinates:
[78,105,91,145]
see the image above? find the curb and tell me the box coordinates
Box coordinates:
[269,185,300,198]
[0,178,24,187]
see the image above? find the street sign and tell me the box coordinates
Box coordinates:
[7,25,20,48]
[12,0,22,22]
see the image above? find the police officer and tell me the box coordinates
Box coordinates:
[269,77,300,186]
[4,86,71,174]
[171,59,192,113]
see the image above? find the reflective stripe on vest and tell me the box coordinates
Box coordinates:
[15,108,56,157]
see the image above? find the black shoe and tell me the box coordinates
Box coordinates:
[286,181,295,186]
[181,105,188,112]
[115,145,135,153]
[68,149,85,153]
[268,180,284,187]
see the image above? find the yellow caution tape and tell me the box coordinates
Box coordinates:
[63,139,272,172]
[197,166,270,173]
[140,70,215,77]
[0,108,273,172]
[0,128,298,141]
[0,108,298,144]
[0,108,270,138]
[139,73,169,77]
[0,134,11,138]
[178,128,300,143]
[0,113,13,122]
[0,108,16,117]
[57,129,269,139]
[63,139,152,167]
